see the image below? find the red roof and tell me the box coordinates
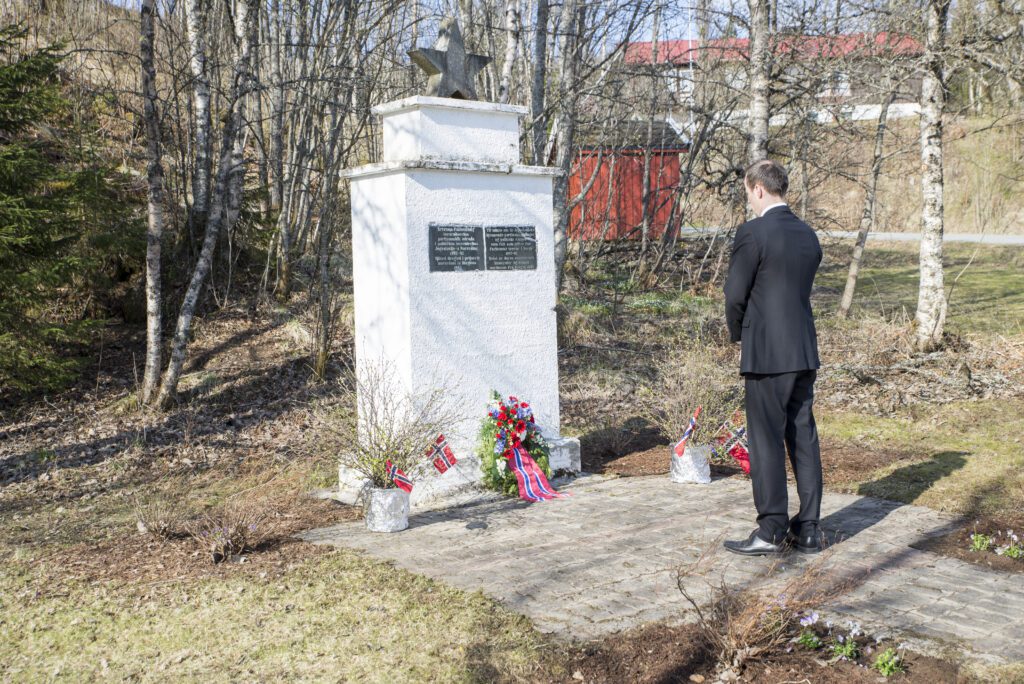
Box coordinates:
[624,32,922,66]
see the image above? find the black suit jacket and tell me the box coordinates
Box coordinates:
[724,205,822,375]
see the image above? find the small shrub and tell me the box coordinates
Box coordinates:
[873,647,905,677]
[189,503,268,563]
[584,416,638,459]
[677,547,847,680]
[639,346,741,449]
[133,497,182,540]
[322,360,463,490]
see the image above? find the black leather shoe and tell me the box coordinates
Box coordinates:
[723,530,788,556]
[787,529,823,554]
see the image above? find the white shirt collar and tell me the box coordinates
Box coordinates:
[760,202,788,217]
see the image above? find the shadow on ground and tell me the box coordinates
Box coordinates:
[816,451,968,546]
[855,450,968,504]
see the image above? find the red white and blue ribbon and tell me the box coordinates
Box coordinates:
[427,434,458,474]
[673,406,702,457]
[385,459,414,493]
[508,447,569,502]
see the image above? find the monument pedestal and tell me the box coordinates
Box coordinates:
[343,96,579,504]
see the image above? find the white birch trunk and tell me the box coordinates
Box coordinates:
[551,0,579,292]
[140,0,163,404]
[915,0,950,351]
[529,0,549,164]
[270,0,285,212]
[746,0,770,163]
[185,0,212,232]
[498,0,521,104]
[640,4,661,257]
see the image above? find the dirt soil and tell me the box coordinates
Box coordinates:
[912,514,1024,575]
[580,430,918,488]
[818,439,924,489]
[563,621,965,683]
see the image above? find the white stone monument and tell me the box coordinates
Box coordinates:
[341,90,580,505]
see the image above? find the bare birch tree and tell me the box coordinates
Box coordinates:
[746,0,771,162]
[529,0,549,164]
[140,0,163,404]
[185,0,212,241]
[497,0,520,104]
[838,89,896,319]
[550,0,582,290]
[914,0,951,351]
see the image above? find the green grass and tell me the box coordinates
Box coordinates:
[815,242,1024,335]
[818,398,1024,517]
[0,550,560,683]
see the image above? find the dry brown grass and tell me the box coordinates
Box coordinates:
[816,312,1024,413]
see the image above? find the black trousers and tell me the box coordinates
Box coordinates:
[744,369,822,543]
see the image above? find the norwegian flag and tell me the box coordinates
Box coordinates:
[713,412,750,474]
[385,459,414,493]
[673,406,703,458]
[427,434,458,474]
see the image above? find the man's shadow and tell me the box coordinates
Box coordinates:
[818,450,968,544]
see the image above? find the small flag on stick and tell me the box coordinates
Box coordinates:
[427,434,458,474]
[385,459,414,493]
[673,406,702,457]
[713,411,750,474]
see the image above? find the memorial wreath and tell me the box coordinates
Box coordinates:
[478,392,565,500]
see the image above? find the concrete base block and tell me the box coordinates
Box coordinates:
[547,436,581,472]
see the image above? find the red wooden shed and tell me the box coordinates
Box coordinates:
[569,146,685,241]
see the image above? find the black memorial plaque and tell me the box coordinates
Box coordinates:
[428,224,485,272]
[484,225,537,271]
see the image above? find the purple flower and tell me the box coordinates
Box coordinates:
[800,612,819,627]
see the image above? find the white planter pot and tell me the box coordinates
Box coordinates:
[364,487,410,533]
[670,444,712,484]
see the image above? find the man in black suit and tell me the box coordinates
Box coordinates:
[722,159,824,556]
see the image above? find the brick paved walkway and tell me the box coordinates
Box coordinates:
[300,474,1024,661]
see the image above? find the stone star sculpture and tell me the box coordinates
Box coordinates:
[408,17,491,100]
